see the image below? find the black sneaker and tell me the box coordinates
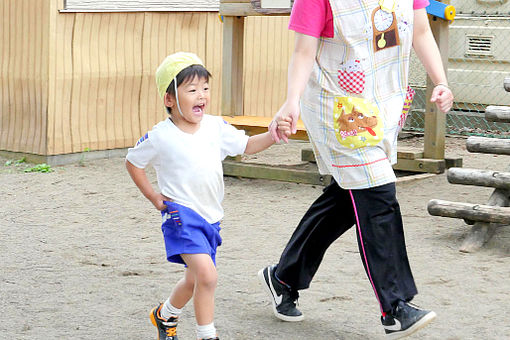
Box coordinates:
[257,265,304,321]
[381,301,436,339]
[150,303,179,340]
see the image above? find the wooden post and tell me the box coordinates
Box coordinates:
[423,13,449,160]
[221,16,245,116]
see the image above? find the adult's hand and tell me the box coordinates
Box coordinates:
[269,100,300,143]
[430,84,454,113]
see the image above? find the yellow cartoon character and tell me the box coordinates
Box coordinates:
[334,97,383,149]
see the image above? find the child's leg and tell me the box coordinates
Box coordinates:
[168,267,195,308]
[158,267,195,322]
[181,253,218,338]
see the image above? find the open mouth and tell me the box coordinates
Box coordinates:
[192,104,205,114]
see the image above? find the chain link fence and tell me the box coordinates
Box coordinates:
[404,3,510,138]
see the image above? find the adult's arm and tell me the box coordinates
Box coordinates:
[270,33,319,142]
[412,8,454,113]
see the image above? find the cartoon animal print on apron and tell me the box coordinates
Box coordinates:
[334,97,383,149]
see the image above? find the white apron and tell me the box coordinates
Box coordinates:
[301,0,416,189]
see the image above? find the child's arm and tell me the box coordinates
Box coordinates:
[125,160,167,211]
[244,132,275,155]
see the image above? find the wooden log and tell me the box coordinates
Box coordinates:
[504,76,510,92]
[459,188,510,252]
[427,199,510,224]
[447,167,510,190]
[485,106,510,123]
[459,222,497,253]
[466,136,510,155]
[223,159,331,185]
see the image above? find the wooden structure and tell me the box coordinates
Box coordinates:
[0,0,294,164]
[427,77,510,252]
[220,0,460,183]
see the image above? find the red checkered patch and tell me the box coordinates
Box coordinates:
[338,70,365,94]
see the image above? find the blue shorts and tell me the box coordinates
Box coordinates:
[161,201,222,266]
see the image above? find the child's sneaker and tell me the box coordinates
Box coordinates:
[257,265,304,322]
[150,303,179,340]
[381,300,436,339]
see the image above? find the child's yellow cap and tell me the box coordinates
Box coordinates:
[156,52,204,99]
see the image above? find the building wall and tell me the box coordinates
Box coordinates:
[0,0,292,156]
[46,10,226,155]
[0,0,51,155]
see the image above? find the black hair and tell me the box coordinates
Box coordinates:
[165,64,212,114]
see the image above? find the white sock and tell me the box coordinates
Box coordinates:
[196,322,216,339]
[160,298,183,320]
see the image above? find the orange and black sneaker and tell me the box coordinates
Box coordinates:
[150,303,179,340]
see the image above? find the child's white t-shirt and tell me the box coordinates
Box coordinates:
[126,115,249,223]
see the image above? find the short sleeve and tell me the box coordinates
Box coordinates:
[289,0,333,38]
[413,0,430,9]
[219,120,249,160]
[125,133,158,168]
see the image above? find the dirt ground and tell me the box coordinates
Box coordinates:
[1,136,509,340]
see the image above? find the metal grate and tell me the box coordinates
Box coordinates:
[465,35,494,57]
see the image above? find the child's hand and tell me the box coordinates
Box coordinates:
[149,193,169,211]
[277,117,293,138]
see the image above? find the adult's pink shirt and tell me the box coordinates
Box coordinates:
[289,0,430,38]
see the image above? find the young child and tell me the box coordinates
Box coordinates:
[125,52,276,340]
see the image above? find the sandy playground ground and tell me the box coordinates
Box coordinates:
[1,136,509,340]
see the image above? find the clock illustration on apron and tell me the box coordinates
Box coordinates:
[371,1,399,52]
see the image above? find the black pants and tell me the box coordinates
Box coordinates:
[275,179,418,313]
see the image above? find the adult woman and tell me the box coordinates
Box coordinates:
[258,0,453,338]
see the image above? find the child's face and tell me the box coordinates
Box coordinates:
[165,75,210,128]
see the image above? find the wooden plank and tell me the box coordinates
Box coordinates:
[223,159,331,185]
[447,167,510,189]
[485,105,510,122]
[393,158,445,174]
[221,16,244,116]
[250,0,292,14]
[423,18,448,160]
[427,199,510,224]
[466,136,510,155]
[220,3,290,16]
[396,148,424,160]
[222,115,307,139]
